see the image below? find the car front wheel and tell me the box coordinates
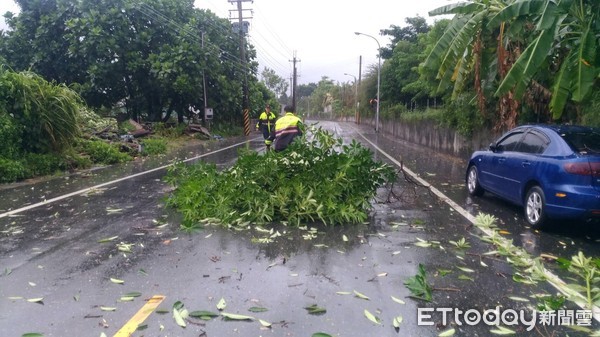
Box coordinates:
[466,165,484,196]
[525,186,547,228]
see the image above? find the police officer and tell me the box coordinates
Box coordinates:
[256,105,277,150]
[274,105,303,152]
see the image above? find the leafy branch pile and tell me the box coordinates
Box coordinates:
[165,127,396,228]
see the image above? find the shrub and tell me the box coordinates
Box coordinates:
[81,139,131,164]
[440,92,485,137]
[0,113,23,159]
[0,68,81,153]
[61,149,93,170]
[118,121,137,133]
[22,153,66,176]
[384,103,409,119]
[141,138,167,156]
[399,108,443,123]
[582,90,600,127]
[210,123,244,137]
[153,123,186,138]
[0,158,27,183]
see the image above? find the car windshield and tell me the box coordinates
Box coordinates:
[561,130,600,154]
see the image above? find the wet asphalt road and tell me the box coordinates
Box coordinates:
[0,121,598,337]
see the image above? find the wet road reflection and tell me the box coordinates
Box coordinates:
[0,122,596,336]
[336,120,600,271]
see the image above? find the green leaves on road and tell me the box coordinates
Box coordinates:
[404,264,433,302]
[172,301,187,327]
[363,309,381,325]
[304,304,327,315]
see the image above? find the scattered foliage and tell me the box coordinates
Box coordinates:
[475,212,600,317]
[438,328,456,336]
[172,301,188,327]
[489,325,516,335]
[557,252,600,310]
[449,237,470,250]
[248,306,268,313]
[363,309,381,325]
[189,310,219,320]
[535,294,566,311]
[304,304,327,315]
[404,263,433,302]
[221,312,254,321]
[353,290,370,300]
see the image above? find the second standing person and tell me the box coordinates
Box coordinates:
[256,104,277,150]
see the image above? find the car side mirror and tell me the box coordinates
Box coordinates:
[489,142,497,152]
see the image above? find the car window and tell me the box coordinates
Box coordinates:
[518,131,548,154]
[561,130,600,154]
[497,132,524,152]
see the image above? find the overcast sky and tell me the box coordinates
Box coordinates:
[0,0,453,85]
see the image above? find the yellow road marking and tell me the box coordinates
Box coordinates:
[113,295,166,337]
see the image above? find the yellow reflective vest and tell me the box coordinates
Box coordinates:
[256,111,277,132]
[274,113,303,151]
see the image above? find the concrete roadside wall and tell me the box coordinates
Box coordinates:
[342,116,503,160]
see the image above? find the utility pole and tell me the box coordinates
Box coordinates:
[290,51,300,112]
[344,72,357,123]
[200,32,210,128]
[357,55,362,124]
[229,0,252,135]
[354,32,380,132]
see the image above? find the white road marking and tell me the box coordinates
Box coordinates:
[0,138,260,219]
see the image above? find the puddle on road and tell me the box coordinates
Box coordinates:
[2,128,597,336]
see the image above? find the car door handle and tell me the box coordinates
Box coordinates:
[498,158,506,164]
[522,161,531,167]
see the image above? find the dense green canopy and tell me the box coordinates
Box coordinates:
[0,0,272,123]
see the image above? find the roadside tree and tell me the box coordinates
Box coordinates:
[425,0,599,128]
[0,0,261,125]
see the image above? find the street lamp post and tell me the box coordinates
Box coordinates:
[344,73,358,124]
[354,32,380,132]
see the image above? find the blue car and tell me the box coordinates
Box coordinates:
[466,125,600,227]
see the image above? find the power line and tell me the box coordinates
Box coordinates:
[250,3,293,79]
[135,3,252,74]
[252,4,293,56]
[248,36,290,74]
[136,1,291,85]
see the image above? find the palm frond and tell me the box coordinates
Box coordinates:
[487,0,548,28]
[495,28,555,99]
[428,1,484,17]
[572,20,598,102]
[549,51,576,119]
